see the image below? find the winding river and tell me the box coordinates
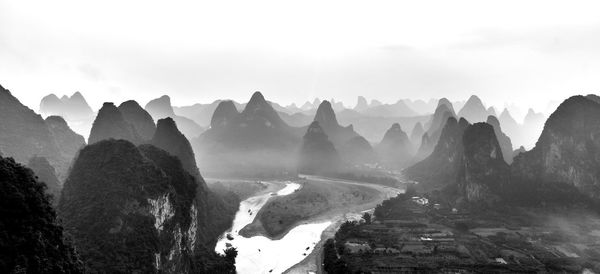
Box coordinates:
[215,182,332,274]
[215,177,403,274]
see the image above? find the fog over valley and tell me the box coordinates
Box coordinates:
[2,1,600,273]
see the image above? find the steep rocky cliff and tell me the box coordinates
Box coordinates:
[457,123,510,204]
[151,118,200,178]
[511,96,600,203]
[58,140,235,273]
[406,117,470,190]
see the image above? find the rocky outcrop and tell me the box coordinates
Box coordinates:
[210,100,239,129]
[406,117,470,189]
[0,156,82,273]
[118,100,156,141]
[457,123,510,204]
[151,118,200,178]
[298,121,341,175]
[88,102,141,144]
[486,115,514,164]
[511,96,600,203]
[27,156,62,203]
[0,85,68,178]
[376,123,414,169]
[58,140,235,273]
[457,95,489,123]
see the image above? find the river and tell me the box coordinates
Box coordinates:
[215,177,403,274]
[215,182,332,274]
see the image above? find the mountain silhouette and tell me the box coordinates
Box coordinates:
[457,123,510,204]
[118,100,156,141]
[298,121,341,175]
[145,95,204,138]
[376,123,414,169]
[406,117,470,189]
[58,139,235,273]
[457,95,488,123]
[88,102,141,144]
[486,115,514,164]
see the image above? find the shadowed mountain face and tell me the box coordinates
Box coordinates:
[151,118,200,178]
[193,92,300,177]
[458,123,510,204]
[58,140,235,273]
[210,100,239,129]
[0,85,70,178]
[376,123,414,169]
[27,156,62,203]
[145,95,204,138]
[414,102,457,161]
[314,101,358,145]
[486,115,514,164]
[298,121,341,175]
[511,96,600,203]
[457,95,490,123]
[340,136,377,165]
[406,117,471,190]
[88,102,141,144]
[118,100,156,141]
[0,156,82,273]
[410,122,425,147]
[45,116,86,172]
[425,101,456,141]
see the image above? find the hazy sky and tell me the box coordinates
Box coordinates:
[2,0,600,113]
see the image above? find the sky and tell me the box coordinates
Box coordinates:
[1,0,600,114]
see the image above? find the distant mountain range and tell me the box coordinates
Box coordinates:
[406,94,600,207]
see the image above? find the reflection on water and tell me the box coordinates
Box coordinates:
[215,182,332,274]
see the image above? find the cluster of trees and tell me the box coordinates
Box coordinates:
[0,156,83,273]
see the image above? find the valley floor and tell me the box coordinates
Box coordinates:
[326,192,600,273]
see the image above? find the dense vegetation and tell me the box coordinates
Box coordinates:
[58,140,236,273]
[0,156,82,273]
